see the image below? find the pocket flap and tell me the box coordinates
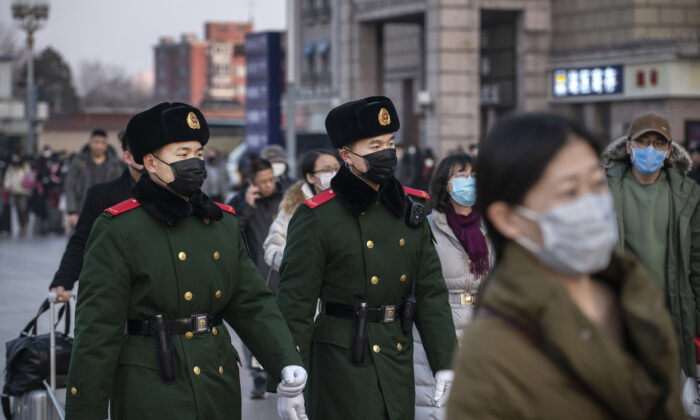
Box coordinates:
[118,343,158,371]
[312,316,351,349]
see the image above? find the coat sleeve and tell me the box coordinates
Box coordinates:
[263,208,289,272]
[220,216,302,385]
[689,196,700,337]
[413,220,457,374]
[64,215,132,420]
[50,186,103,290]
[64,159,82,214]
[276,205,325,369]
[446,328,518,420]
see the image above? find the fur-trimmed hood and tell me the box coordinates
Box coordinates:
[279,180,314,215]
[601,136,692,174]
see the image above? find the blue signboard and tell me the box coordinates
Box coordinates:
[245,32,282,153]
[552,65,624,98]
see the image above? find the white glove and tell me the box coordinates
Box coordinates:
[433,369,454,408]
[277,365,308,397]
[277,393,308,420]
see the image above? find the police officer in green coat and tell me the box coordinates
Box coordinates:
[65,102,308,420]
[275,96,457,419]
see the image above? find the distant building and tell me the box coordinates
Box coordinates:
[296,0,700,156]
[154,22,253,106]
[0,56,49,157]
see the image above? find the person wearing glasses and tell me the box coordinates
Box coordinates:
[602,112,700,414]
[414,152,495,419]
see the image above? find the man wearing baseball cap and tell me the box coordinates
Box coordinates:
[603,112,700,406]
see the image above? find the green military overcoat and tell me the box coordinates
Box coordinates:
[276,166,457,420]
[65,188,301,420]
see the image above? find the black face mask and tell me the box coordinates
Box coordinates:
[154,155,207,197]
[346,148,397,184]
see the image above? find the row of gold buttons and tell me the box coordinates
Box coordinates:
[192,365,225,375]
[184,290,223,302]
[370,274,408,285]
[178,251,221,261]
[366,238,407,249]
[372,342,405,354]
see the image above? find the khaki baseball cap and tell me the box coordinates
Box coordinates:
[628,113,672,143]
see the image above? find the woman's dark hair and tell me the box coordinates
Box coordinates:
[475,113,604,258]
[428,153,474,213]
[300,149,340,190]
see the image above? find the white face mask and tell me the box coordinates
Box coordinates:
[514,192,618,277]
[317,171,336,191]
[272,162,287,177]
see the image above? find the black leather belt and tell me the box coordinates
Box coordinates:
[126,313,222,336]
[319,301,401,324]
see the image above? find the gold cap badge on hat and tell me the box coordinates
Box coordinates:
[378,108,391,126]
[187,112,201,130]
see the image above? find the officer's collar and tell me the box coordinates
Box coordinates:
[132,175,223,226]
[330,164,406,217]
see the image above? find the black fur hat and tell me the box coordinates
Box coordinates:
[126,102,209,164]
[325,96,400,149]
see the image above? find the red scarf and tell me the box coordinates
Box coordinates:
[445,208,490,277]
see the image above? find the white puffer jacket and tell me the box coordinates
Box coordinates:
[263,182,315,271]
[413,211,494,419]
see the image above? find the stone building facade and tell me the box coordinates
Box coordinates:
[293,0,700,156]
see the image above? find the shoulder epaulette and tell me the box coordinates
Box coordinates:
[304,189,337,209]
[104,198,141,216]
[216,202,236,215]
[403,186,430,200]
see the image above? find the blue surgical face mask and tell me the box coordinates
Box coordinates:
[631,145,666,176]
[451,177,476,207]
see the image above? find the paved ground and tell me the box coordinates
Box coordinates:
[0,235,279,419]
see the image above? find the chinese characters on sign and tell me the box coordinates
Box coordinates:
[553,65,624,98]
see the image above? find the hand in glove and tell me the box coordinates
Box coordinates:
[277,393,308,420]
[277,365,308,397]
[433,369,454,408]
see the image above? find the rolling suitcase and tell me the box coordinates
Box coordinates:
[5,293,67,420]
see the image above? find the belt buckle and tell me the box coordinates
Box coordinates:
[193,314,209,333]
[383,305,396,323]
[461,293,475,306]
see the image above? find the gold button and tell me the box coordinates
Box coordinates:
[215,290,222,299]
[178,251,187,261]
[399,238,405,246]
[193,366,201,375]
[373,345,381,353]
[296,345,301,352]
[213,251,220,261]
[70,387,78,395]
[212,327,218,336]
[371,276,379,285]
[199,318,206,327]
[366,240,374,249]
[219,366,224,375]
[203,218,210,224]
[397,343,403,351]
[184,291,193,301]
[400,274,407,282]
[361,212,366,216]
[185,332,194,339]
